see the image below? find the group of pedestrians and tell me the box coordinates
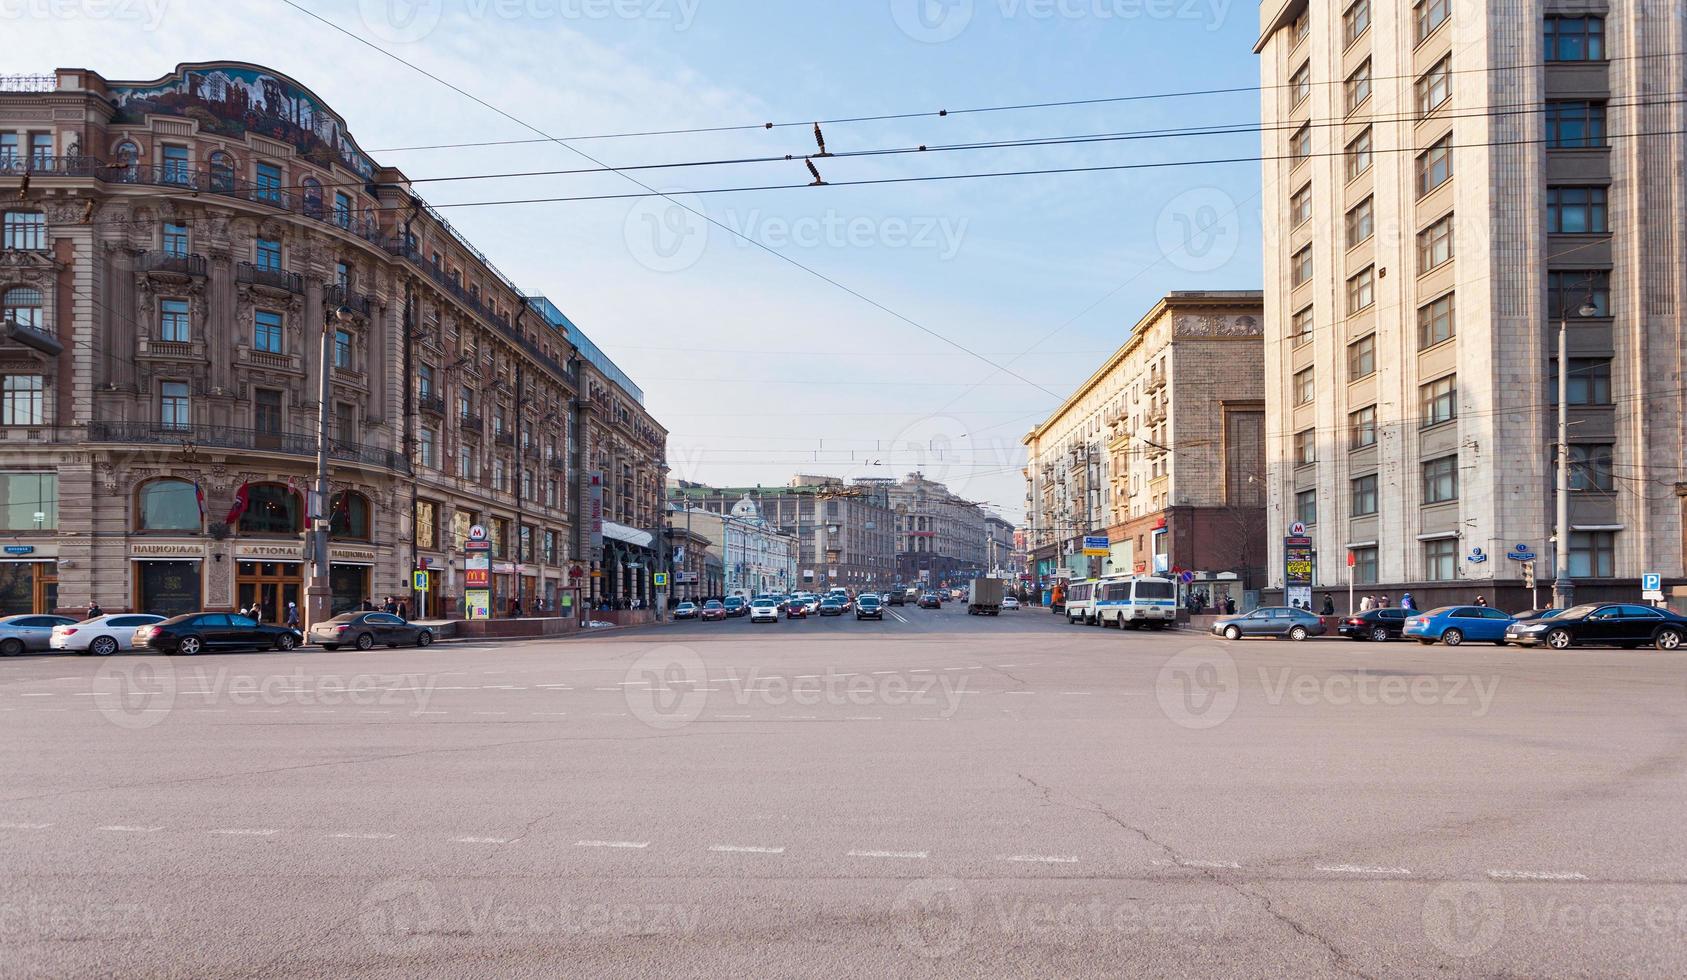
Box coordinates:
[1356,593,1422,613]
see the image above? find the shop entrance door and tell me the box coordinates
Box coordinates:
[237,561,301,624]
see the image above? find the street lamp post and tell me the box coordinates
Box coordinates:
[1552,287,1601,609]
[307,303,354,630]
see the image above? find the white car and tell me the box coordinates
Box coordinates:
[50,614,167,656]
[1001,596,1020,611]
[749,600,780,623]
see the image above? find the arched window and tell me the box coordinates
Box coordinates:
[208,152,235,193]
[2,287,43,330]
[112,141,140,182]
[238,483,300,535]
[329,490,370,540]
[137,478,201,531]
[301,177,323,219]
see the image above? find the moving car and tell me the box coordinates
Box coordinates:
[700,600,727,622]
[674,602,699,620]
[1505,603,1687,650]
[1211,607,1325,641]
[1403,606,1516,646]
[311,612,434,650]
[818,598,844,616]
[0,614,79,656]
[918,593,942,609]
[135,613,302,656]
[50,614,166,656]
[785,600,809,620]
[888,591,906,606]
[856,595,883,620]
[749,599,780,624]
[1001,596,1020,611]
[1336,608,1410,642]
[723,597,748,618]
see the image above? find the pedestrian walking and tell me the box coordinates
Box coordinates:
[383,596,398,615]
[284,602,300,629]
[1359,594,1374,613]
[87,601,103,618]
[1224,596,1236,615]
[1379,594,1391,609]
[1400,593,1416,612]
[1321,594,1335,616]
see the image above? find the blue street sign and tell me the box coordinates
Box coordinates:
[1467,547,1488,564]
[1506,544,1536,562]
[1179,571,1195,585]
[1642,573,1662,593]
[2,545,33,555]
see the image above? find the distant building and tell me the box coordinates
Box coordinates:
[668,476,895,589]
[672,500,796,596]
[890,472,988,585]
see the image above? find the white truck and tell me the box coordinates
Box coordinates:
[966,578,1005,616]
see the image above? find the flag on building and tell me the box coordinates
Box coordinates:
[225,482,250,525]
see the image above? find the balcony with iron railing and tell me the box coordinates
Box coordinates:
[418,393,446,417]
[138,251,207,279]
[323,283,375,318]
[494,430,516,448]
[236,262,303,294]
[459,412,484,435]
[86,420,410,474]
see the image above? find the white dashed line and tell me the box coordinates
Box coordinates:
[19,693,54,697]
[212,828,279,836]
[575,840,649,849]
[0,822,52,829]
[715,714,751,720]
[709,845,784,854]
[1316,864,1411,876]
[97,825,162,833]
[453,836,512,844]
[1005,691,1036,696]
[1002,854,1079,864]
[331,832,397,840]
[846,716,883,721]
[848,850,928,859]
[1180,859,1242,870]
[1487,870,1588,881]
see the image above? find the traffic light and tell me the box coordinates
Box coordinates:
[1521,561,1536,590]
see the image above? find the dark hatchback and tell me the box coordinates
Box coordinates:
[135,613,302,656]
[311,612,434,651]
[1337,608,1410,642]
[1505,603,1687,651]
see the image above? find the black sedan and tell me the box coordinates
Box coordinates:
[135,613,302,656]
[311,612,435,650]
[917,593,942,609]
[818,598,845,616]
[1336,608,1409,642]
[1505,603,1687,650]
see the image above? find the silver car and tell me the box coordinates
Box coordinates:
[0,614,80,655]
[1211,607,1326,641]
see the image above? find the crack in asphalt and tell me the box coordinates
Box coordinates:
[1015,772,1375,980]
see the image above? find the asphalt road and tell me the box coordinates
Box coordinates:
[4,602,1686,977]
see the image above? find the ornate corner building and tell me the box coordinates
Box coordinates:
[0,63,666,620]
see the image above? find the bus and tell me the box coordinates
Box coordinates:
[1064,578,1102,625]
[1093,575,1179,629]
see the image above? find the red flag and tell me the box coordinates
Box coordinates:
[225,482,250,525]
[193,480,206,519]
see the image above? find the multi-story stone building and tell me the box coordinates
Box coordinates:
[984,515,1019,579]
[673,501,798,597]
[1256,2,1685,606]
[0,62,665,622]
[890,472,989,585]
[1023,292,1268,603]
[668,476,896,589]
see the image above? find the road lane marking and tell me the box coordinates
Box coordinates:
[19,693,53,697]
[848,850,928,859]
[212,828,279,836]
[1487,870,1587,881]
[1179,859,1242,869]
[0,822,51,829]
[575,840,649,849]
[709,845,784,854]
[846,716,883,721]
[332,833,397,840]
[1316,864,1411,875]
[453,836,512,844]
[1002,855,1079,864]
[716,714,751,719]
[97,825,162,833]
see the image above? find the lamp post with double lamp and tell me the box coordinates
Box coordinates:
[307,303,355,631]
[1552,284,1602,609]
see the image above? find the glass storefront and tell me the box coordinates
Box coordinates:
[330,564,369,615]
[136,560,201,617]
[0,561,52,615]
[236,561,301,625]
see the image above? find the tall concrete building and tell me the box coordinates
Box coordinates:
[668,476,895,589]
[890,472,989,585]
[1256,2,1685,605]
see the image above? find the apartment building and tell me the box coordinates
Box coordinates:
[668,476,896,588]
[889,472,990,585]
[1256,2,1685,605]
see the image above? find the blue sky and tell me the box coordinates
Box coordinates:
[18,0,1264,522]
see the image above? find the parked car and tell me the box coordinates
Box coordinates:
[1505,603,1687,650]
[818,598,844,617]
[1403,606,1516,646]
[1511,608,1561,624]
[1211,607,1325,641]
[135,613,302,656]
[0,615,79,656]
[723,597,748,618]
[700,600,727,622]
[673,602,699,620]
[311,612,434,650]
[49,614,166,656]
[749,599,780,624]
[1336,608,1409,642]
[1001,596,1020,611]
[856,595,884,621]
[918,593,943,609]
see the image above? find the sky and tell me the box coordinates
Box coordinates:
[14,0,1265,523]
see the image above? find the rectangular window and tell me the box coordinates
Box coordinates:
[492,518,509,559]
[1,375,44,426]
[1547,186,1609,234]
[1566,444,1614,492]
[1347,266,1375,314]
[0,472,57,530]
[159,298,191,342]
[1550,357,1613,406]
[418,364,434,399]
[520,525,534,563]
[1291,9,1309,47]
[418,427,436,469]
[1343,0,1370,47]
[1423,456,1459,504]
[1352,546,1378,584]
[1345,127,1373,181]
[335,261,351,288]
[1546,271,1611,318]
[255,238,282,271]
[1291,245,1313,287]
[1569,530,1615,578]
[1416,57,1451,116]
[334,402,355,446]
[1417,293,1455,349]
[1289,123,1312,165]
[0,134,16,165]
[1416,134,1453,196]
[1345,196,1373,248]
[1345,59,1372,114]
[28,133,52,168]
[1291,183,1313,227]
[2,211,45,250]
[1351,474,1379,516]
[415,500,437,550]
[1421,375,1457,427]
[1290,61,1311,108]
[1545,101,1607,149]
[1347,334,1375,379]
[161,381,190,430]
[254,388,282,436]
[544,530,557,565]
[333,191,353,229]
[493,459,506,493]
[1295,489,1318,527]
[1292,306,1315,347]
[1295,429,1317,466]
[1295,367,1315,405]
[458,445,474,480]
[1415,0,1450,43]
[1544,15,1604,62]
[1424,538,1458,580]
[255,162,282,202]
[1350,405,1377,449]
[162,222,189,257]
[1417,213,1455,273]
[254,311,284,354]
[334,329,353,370]
[161,145,190,185]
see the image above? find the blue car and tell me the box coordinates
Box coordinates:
[1403,605,1516,646]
